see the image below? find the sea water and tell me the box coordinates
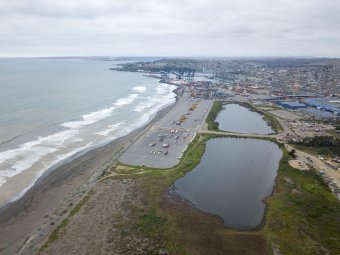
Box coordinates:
[0,58,176,206]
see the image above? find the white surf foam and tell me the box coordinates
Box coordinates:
[0,129,79,166]
[133,101,158,112]
[132,87,176,129]
[6,142,94,204]
[69,137,84,143]
[0,141,39,165]
[48,142,94,169]
[94,122,124,137]
[0,91,141,188]
[61,106,117,129]
[0,128,81,187]
[0,146,58,186]
[114,94,138,106]
[61,94,138,129]
[0,83,176,202]
[12,147,58,172]
[156,84,170,95]
[132,86,146,93]
[37,129,79,147]
[134,84,176,113]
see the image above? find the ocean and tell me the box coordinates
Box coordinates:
[0,58,176,206]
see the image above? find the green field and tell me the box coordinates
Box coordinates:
[111,135,340,254]
[291,144,340,158]
[206,101,223,131]
[264,145,340,254]
[41,133,340,254]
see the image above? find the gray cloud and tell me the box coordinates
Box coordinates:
[0,0,339,57]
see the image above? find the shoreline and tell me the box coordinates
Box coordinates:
[0,92,178,254]
[0,140,110,210]
[0,69,178,208]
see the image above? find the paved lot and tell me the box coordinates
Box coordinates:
[119,94,213,168]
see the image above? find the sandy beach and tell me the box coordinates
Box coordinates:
[0,99,177,255]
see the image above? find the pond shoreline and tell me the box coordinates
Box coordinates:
[216,103,275,135]
[173,137,283,230]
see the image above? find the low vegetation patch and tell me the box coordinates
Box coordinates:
[264,146,340,254]
[135,208,171,244]
[39,189,95,252]
[206,101,223,130]
[262,111,284,133]
[39,134,340,254]
[291,136,340,157]
[132,136,339,254]
[292,144,340,158]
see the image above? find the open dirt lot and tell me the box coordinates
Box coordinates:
[42,178,151,255]
[269,110,301,120]
[288,159,309,171]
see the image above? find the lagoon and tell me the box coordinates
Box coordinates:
[216,104,273,134]
[174,138,282,229]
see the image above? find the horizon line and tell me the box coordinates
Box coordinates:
[1,55,340,60]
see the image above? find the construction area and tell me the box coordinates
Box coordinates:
[285,120,335,139]
[286,144,340,200]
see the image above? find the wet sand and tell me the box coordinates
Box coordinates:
[0,101,176,255]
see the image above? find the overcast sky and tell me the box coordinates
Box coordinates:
[0,0,339,57]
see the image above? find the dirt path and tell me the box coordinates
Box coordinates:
[285,144,340,194]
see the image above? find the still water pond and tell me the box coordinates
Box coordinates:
[174,138,282,229]
[216,104,274,134]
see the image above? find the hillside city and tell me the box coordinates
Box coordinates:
[115,57,340,196]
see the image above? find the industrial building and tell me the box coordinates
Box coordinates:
[304,98,340,116]
[277,101,308,109]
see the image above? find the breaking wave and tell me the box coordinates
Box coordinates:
[0,83,176,205]
[62,94,138,129]
[132,86,146,93]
